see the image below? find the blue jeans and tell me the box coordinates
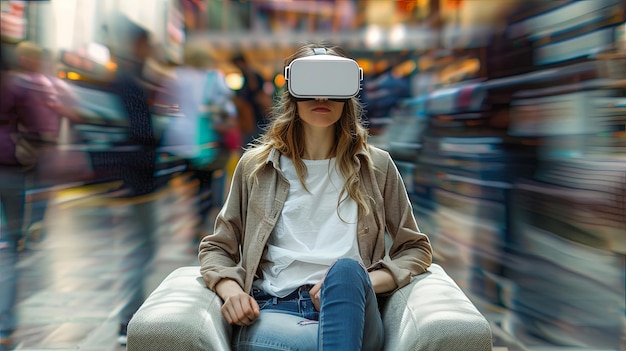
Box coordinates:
[0,167,26,338]
[233,258,384,351]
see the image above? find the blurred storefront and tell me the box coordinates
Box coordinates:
[183,0,514,76]
[1,0,185,68]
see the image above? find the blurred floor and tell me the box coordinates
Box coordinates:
[7,173,202,351]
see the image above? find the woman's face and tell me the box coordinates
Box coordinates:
[296,99,345,129]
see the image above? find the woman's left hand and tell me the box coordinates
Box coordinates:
[309,279,324,311]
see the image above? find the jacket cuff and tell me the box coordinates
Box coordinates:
[373,259,413,297]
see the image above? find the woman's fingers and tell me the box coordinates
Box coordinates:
[310,280,324,311]
[311,291,321,311]
[221,294,260,326]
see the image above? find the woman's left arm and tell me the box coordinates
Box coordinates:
[369,269,397,294]
[379,153,433,289]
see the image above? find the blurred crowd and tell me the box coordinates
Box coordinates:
[0,13,276,348]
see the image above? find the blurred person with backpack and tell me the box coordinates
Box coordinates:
[104,15,162,346]
[0,40,81,350]
[24,48,88,248]
[0,42,82,174]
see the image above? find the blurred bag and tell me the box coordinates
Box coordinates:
[222,126,242,151]
[204,108,241,153]
[12,133,40,168]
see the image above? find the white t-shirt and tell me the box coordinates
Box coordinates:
[253,156,361,297]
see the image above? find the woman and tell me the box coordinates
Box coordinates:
[198,43,432,350]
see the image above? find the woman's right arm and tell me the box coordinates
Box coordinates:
[198,154,249,290]
[198,153,262,325]
[215,278,260,326]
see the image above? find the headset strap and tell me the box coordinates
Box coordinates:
[313,48,327,55]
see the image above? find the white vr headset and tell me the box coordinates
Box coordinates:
[284,48,363,102]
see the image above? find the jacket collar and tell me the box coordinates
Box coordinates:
[265,145,370,170]
[266,148,282,170]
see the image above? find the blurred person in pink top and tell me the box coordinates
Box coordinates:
[0,41,81,349]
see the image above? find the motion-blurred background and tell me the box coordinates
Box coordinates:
[0,0,624,350]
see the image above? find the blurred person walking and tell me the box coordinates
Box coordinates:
[24,48,85,248]
[105,16,161,346]
[0,41,81,350]
[231,54,272,146]
[0,46,23,351]
[160,43,240,242]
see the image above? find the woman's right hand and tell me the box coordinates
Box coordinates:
[216,278,260,326]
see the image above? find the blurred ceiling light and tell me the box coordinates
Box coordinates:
[86,42,110,66]
[418,56,434,71]
[439,57,480,83]
[226,72,244,91]
[374,59,389,74]
[463,58,480,74]
[365,25,383,49]
[389,24,406,47]
[67,72,81,80]
[273,73,286,89]
[391,60,417,77]
[356,59,373,75]
[105,61,118,71]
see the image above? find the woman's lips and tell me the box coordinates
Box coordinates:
[312,106,331,112]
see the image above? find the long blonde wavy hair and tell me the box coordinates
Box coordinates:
[245,43,372,216]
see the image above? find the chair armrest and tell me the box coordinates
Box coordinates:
[380,263,493,351]
[127,266,231,351]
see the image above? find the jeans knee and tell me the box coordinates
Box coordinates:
[332,258,362,271]
[327,258,369,285]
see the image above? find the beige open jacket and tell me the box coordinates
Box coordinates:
[199,145,432,295]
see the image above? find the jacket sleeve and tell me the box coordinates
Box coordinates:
[198,154,249,291]
[377,151,432,288]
